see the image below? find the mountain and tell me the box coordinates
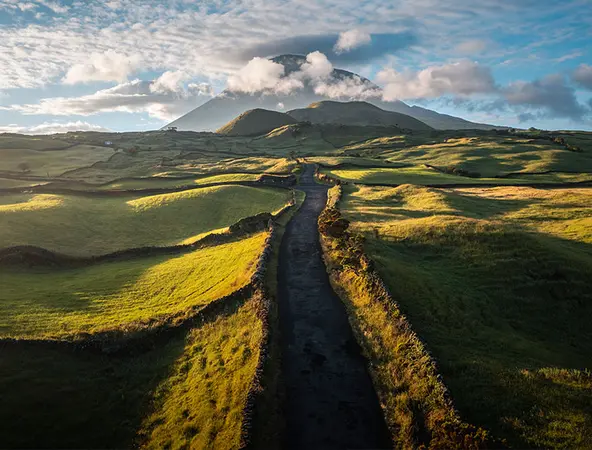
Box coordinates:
[165,54,497,131]
[288,101,432,130]
[216,108,297,136]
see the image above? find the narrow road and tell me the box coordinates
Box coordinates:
[277,165,391,450]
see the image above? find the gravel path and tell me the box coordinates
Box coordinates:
[277,165,391,449]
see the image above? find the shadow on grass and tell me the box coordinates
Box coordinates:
[366,228,592,448]
[0,294,248,449]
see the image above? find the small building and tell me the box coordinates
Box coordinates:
[104,141,113,146]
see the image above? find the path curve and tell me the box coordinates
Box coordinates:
[277,164,391,449]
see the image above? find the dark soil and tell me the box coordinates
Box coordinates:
[277,165,391,449]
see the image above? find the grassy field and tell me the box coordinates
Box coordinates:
[139,292,264,449]
[0,232,267,339]
[337,184,592,448]
[0,185,289,255]
[98,173,261,190]
[0,177,48,189]
[0,145,115,177]
[0,293,265,449]
[380,136,592,176]
[0,134,72,150]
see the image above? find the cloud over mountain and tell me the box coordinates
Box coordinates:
[378,60,497,100]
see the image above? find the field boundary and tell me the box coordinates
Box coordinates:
[317,184,499,448]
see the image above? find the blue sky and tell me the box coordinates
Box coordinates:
[0,0,591,133]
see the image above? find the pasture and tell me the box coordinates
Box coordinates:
[337,183,592,448]
[0,185,289,255]
[0,232,267,339]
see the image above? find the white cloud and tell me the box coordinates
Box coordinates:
[300,51,333,79]
[225,51,379,100]
[150,70,190,94]
[334,29,371,54]
[63,50,142,84]
[455,39,487,54]
[572,64,592,90]
[378,60,497,100]
[6,76,215,121]
[313,76,381,100]
[226,57,286,94]
[0,121,111,134]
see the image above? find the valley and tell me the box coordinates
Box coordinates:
[1,102,591,449]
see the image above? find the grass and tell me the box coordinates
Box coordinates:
[0,134,71,150]
[337,184,592,448]
[0,177,48,189]
[0,293,265,449]
[0,185,289,255]
[139,292,265,449]
[0,332,186,448]
[99,173,261,190]
[323,166,592,185]
[0,232,267,339]
[0,145,115,177]
[380,136,592,176]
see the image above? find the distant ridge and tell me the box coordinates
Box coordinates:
[166,54,499,131]
[216,108,297,136]
[288,101,433,131]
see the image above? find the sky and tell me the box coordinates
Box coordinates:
[0,0,591,133]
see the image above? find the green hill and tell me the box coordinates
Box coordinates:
[288,101,432,131]
[216,108,298,136]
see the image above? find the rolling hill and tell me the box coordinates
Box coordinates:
[216,108,297,136]
[288,101,432,130]
[165,54,497,132]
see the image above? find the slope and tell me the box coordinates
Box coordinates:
[216,108,297,136]
[288,100,432,130]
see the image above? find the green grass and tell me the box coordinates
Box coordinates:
[0,185,289,255]
[0,145,115,177]
[0,134,71,150]
[380,136,592,176]
[338,184,592,448]
[95,173,261,190]
[0,293,265,449]
[0,232,267,339]
[322,165,547,185]
[0,177,48,189]
[139,293,264,449]
[0,332,186,448]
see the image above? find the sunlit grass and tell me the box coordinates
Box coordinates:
[0,232,267,339]
[338,184,592,448]
[0,185,289,255]
[323,165,590,185]
[139,293,264,450]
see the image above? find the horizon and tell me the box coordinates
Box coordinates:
[1,0,591,133]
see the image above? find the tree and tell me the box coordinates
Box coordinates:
[18,162,30,173]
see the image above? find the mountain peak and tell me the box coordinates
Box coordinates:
[165,57,496,132]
